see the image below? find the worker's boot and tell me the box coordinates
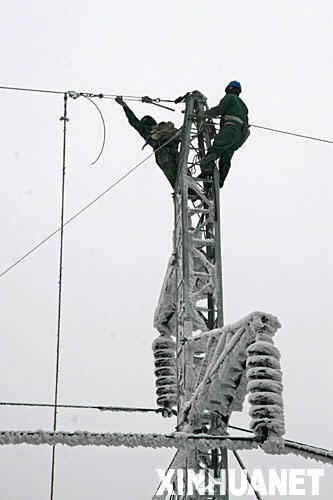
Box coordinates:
[200,153,218,178]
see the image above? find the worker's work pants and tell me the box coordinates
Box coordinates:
[158,160,178,188]
[155,150,179,188]
[206,123,243,187]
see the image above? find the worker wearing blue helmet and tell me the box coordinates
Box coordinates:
[200,81,250,188]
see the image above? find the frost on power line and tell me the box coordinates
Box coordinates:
[0,431,253,451]
[0,430,332,465]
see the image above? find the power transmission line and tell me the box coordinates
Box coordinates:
[1,84,332,143]
[2,83,332,498]
[2,400,326,455]
[0,401,174,414]
[0,85,64,95]
[0,132,180,279]
[250,124,332,144]
[0,85,172,103]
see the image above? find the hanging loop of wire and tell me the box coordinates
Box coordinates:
[82,96,106,165]
[68,91,106,165]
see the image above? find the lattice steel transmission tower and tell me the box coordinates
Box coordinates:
[153,90,229,499]
[153,91,286,500]
[175,91,228,499]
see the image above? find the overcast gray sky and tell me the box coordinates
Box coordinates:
[1,1,332,498]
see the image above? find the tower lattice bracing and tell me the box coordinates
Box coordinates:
[153,91,229,499]
[153,92,285,499]
[173,92,228,499]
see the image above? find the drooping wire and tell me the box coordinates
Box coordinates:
[0,131,181,279]
[81,95,106,165]
[50,93,68,500]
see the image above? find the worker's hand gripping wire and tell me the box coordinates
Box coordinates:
[115,96,127,107]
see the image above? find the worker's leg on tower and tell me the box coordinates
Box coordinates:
[157,160,178,188]
[202,125,243,187]
[200,153,218,177]
[218,151,233,188]
[200,128,230,177]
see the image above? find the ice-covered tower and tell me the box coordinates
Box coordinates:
[152,91,285,499]
[153,91,229,497]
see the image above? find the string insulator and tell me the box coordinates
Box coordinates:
[152,335,177,412]
[246,340,285,445]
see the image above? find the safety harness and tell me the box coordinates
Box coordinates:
[223,114,250,146]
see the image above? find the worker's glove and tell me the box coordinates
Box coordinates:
[115,96,126,107]
[142,96,153,103]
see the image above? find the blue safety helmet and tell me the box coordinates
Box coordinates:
[225,80,242,93]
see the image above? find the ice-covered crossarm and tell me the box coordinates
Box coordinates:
[179,311,285,451]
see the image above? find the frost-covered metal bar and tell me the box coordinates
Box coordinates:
[179,311,285,452]
[153,92,224,409]
[0,431,332,465]
[174,93,195,418]
[173,91,228,498]
[0,431,253,449]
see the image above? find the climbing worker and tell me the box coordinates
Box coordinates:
[115,96,180,188]
[200,81,250,188]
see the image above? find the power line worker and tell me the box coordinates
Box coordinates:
[200,81,250,188]
[115,96,180,188]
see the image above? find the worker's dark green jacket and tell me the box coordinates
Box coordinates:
[203,94,250,187]
[205,94,249,126]
[122,105,180,188]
